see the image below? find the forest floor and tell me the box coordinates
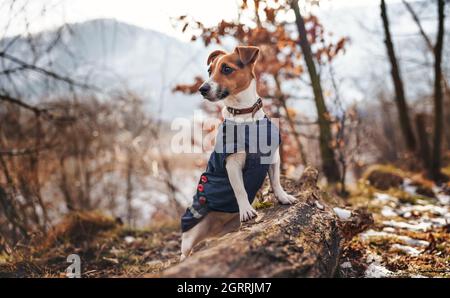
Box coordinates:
[0,165,449,278]
[339,165,450,278]
[0,214,181,277]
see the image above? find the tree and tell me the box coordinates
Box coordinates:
[380,0,416,152]
[173,0,347,182]
[290,0,341,183]
[431,0,446,181]
[402,0,449,179]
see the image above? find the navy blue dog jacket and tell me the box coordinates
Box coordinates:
[181,116,281,232]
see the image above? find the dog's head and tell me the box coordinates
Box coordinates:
[198,46,260,102]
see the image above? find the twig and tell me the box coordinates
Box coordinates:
[0,51,97,90]
[0,93,49,116]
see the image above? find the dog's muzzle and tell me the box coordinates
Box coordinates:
[199,83,210,97]
[199,82,229,101]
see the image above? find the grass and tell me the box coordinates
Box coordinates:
[0,211,181,277]
[362,164,410,180]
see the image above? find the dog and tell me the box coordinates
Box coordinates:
[179,46,296,261]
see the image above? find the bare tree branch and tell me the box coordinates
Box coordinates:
[0,52,97,90]
[0,92,48,115]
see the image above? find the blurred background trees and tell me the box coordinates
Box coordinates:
[0,1,189,247]
[381,0,447,181]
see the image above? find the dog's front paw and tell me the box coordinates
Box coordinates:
[239,204,257,222]
[275,191,297,205]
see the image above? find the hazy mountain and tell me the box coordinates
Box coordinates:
[0,19,208,119]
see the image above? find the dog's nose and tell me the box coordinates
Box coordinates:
[199,84,211,96]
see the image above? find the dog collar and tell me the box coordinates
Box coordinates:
[226,98,263,118]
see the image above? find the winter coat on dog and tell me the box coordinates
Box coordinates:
[181,116,281,232]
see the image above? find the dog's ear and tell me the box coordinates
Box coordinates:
[235,46,260,66]
[207,50,226,65]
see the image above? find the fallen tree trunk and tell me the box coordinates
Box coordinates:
[162,167,371,278]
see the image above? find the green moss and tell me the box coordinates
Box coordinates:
[442,165,450,177]
[119,227,153,237]
[253,200,274,210]
[436,243,447,252]
[387,188,435,205]
[362,164,409,180]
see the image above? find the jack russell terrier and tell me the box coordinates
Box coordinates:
[179,46,296,261]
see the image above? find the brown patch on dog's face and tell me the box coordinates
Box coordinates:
[198,46,259,101]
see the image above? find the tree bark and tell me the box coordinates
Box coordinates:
[290,1,341,183]
[125,153,134,226]
[431,0,445,181]
[446,91,450,150]
[402,0,450,95]
[415,113,431,171]
[402,0,450,153]
[161,167,372,278]
[380,0,417,152]
[273,74,308,165]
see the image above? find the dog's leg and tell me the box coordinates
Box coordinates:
[217,213,240,236]
[180,215,211,261]
[180,212,239,261]
[226,152,258,222]
[269,148,296,204]
[180,230,197,262]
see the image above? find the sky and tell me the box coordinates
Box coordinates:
[0,0,404,40]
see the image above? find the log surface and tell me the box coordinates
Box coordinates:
[163,167,343,278]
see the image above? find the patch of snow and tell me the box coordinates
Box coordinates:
[340,261,352,269]
[416,199,431,205]
[382,227,396,233]
[389,217,450,231]
[333,207,352,220]
[360,230,391,240]
[315,200,324,210]
[365,253,394,278]
[428,217,449,226]
[410,274,428,278]
[400,237,429,248]
[365,262,394,278]
[373,193,397,203]
[432,185,450,204]
[403,212,412,218]
[124,236,135,244]
[381,206,397,218]
[436,194,450,205]
[382,220,433,232]
[360,229,429,247]
[391,244,421,256]
[432,186,440,194]
[366,253,383,263]
[398,205,449,216]
[403,179,418,197]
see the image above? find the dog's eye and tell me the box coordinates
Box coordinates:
[221,65,234,75]
[208,68,212,76]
